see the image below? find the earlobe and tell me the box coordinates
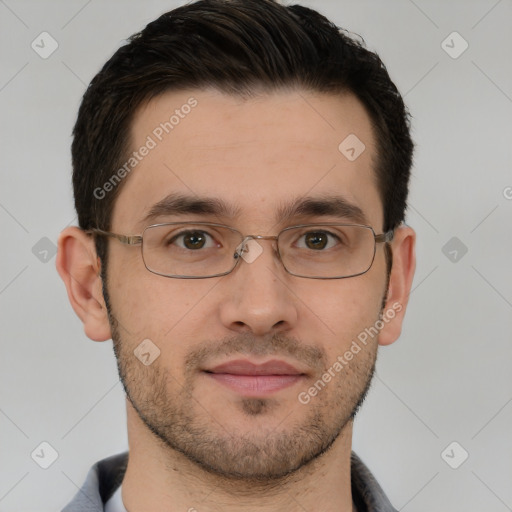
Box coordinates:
[378,225,416,346]
[56,227,112,342]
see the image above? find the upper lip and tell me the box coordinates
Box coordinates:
[205,359,305,376]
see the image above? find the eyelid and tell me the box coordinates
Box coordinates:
[167,227,223,249]
[287,226,344,249]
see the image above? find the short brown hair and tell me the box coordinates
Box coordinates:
[72,0,413,269]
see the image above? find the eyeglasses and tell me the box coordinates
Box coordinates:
[87,222,393,279]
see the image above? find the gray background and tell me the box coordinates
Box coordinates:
[1,0,511,510]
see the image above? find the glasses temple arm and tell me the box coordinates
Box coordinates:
[375,230,394,244]
[85,229,142,246]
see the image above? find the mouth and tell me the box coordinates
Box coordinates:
[202,359,307,397]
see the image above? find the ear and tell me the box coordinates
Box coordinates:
[56,227,112,342]
[378,225,416,346]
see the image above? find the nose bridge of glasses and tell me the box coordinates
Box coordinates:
[234,234,280,259]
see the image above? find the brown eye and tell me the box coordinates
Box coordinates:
[169,230,215,250]
[304,232,329,250]
[182,231,207,249]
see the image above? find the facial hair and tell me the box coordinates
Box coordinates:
[105,288,382,483]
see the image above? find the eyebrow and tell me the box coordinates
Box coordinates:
[277,195,368,225]
[140,192,368,226]
[141,193,242,225]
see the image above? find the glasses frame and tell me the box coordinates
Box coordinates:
[87,221,394,280]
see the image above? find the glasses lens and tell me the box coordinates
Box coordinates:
[141,223,377,279]
[278,224,376,278]
[142,223,240,277]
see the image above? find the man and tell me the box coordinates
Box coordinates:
[57,0,416,510]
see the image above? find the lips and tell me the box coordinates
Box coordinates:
[203,359,306,396]
[208,359,304,376]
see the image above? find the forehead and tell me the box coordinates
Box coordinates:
[111,88,383,231]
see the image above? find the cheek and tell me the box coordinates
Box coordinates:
[107,260,217,363]
[106,252,174,337]
[299,273,386,355]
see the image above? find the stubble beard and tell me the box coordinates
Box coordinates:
[105,291,380,483]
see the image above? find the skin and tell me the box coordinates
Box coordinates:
[57,88,416,512]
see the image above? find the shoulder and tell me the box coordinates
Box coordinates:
[61,451,129,512]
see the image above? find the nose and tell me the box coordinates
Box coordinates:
[218,237,299,336]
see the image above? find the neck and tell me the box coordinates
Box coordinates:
[121,401,356,512]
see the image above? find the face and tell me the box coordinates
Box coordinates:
[105,88,389,480]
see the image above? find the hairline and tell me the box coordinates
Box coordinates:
[110,84,382,223]
[97,84,387,279]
